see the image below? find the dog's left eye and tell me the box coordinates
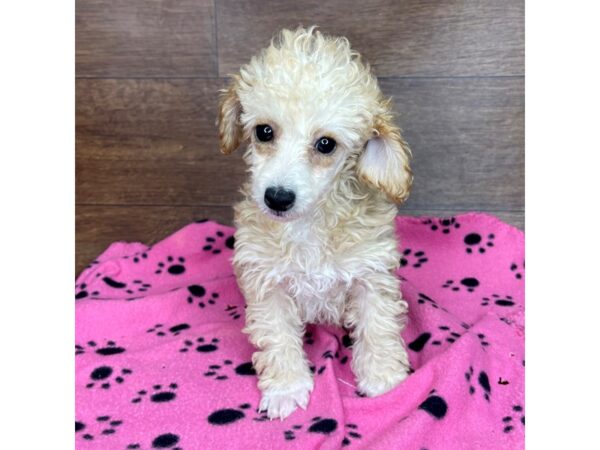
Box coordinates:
[255,124,274,142]
[315,137,336,154]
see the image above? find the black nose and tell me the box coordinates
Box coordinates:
[264,187,296,212]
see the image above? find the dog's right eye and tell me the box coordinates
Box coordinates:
[255,124,274,142]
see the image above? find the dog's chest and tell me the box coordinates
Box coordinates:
[277,232,352,324]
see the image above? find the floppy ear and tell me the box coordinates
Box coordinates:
[217,78,243,154]
[356,106,413,204]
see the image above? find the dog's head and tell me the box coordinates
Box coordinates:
[217,27,412,221]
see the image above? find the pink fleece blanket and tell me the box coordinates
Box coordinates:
[75,213,525,450]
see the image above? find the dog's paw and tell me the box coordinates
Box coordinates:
[259,378,314,420]
[358,363,410,397]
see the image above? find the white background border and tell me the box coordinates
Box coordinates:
[1,0,74,447]
[526,0,600,448]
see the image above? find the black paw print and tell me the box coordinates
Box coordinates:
[342,331,354,348]
[465,366,491,401]
[128,433,182,450]
[86,366,132,389]
[481,294,515,307]
[155,256,186,275]
[304,330,315,345]
[310,348,349,375]
[321,349,348,365]
[416,292,449,312]
[225,304,242,320]
[125,279,152,295]
[126,250,148,264]
[476,332,490,348]
[408,325,462,352]
[308,417,338,434]
[75,340,126,356]
[284,424,303,441]
[464,233,495,254]
[342,423,362,446]
[284,417,339,441]
[202,231,235,254]
[422,217,461,234]
[204,360,256,381]
[510,261,525,280]
[75,416,123,441]
[204,360,232,380]
[75,283,99,300]
[400,248,429,268]
[442,277,480,293]
[502,405,525,433]
[310,364,327,375]
[179,337,220,353]
[418,389,448,419]
[131,383,178,404]
[146,323,191,337]
[341,333,353,348]
[102,276,127,289]
[431,325,462,345]
[207,403,252,425]
[186,285,219,308]
[499,316,514,326]
[435,325,463,345]
[408,332,431,352]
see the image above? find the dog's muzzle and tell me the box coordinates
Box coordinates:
[264,186,296,212]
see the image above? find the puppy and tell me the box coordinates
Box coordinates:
[217,27,413,420]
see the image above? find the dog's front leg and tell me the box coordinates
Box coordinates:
[243,285,313,420]
[346,272,410,397]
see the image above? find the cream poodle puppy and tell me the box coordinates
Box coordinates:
[217,26,413,420]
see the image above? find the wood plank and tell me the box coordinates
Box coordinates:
[216,0,524,77]
[76,79,226,160]
[76,158,246,205]
[76,78,523,210]
[76,0,217,77]
[76,205,234,275]
[386,77,524,211]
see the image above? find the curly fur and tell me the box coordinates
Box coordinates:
[218,26,413,419]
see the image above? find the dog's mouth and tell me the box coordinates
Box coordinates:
[257,202,301,222]
[263,208,298,222]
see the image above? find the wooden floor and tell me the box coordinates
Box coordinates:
[76,0,524,275]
